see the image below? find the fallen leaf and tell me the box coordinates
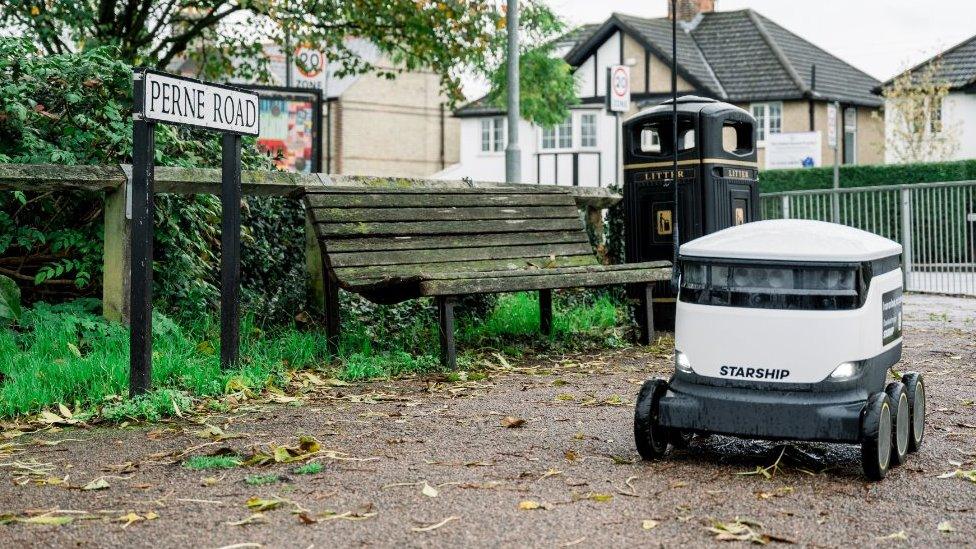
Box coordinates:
[938,521,954,534]
[642,519,659,530]
[246,497,283,512]
[707,518,772,544]
[82,477,110,491]
[518,500,549,510]
[19,515,74,526]
[501,416,526,428]
[116,512,150,528]
[422,482,439,498]
[584,492,613,503]
[876,531,908,541]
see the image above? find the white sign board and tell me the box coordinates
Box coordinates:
[292,46,327,90]
[607,65,631,113]
[140,71,260,136]
[765,132,822,170]
[826,103,838,148]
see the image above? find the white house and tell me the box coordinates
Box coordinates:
[878,33,976,163]
[438,0,885,186]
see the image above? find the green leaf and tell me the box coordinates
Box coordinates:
[0,274,22,322]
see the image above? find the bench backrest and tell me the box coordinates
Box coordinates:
[304,182,598,291]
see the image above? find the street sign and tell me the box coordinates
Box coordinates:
[607,65,631,113]
[765,132,822,170]
[129,68,259,395]
[141,70,259,135]
[826,102,838,148]
[292,46,327,90]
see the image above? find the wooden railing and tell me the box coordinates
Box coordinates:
[0,164,622,322]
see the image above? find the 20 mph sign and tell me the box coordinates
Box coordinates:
[607,65,631,113]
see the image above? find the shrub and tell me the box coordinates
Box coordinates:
[759,159,976,193]
[0,37,307,323]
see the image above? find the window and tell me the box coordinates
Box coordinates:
[541,116,573,150]
[751,102,783,144]
[480,117,504,152]
[580,114,597,148]
[930,97,943,133]
[843,107,857,165]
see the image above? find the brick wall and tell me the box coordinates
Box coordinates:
[327,58,460,177]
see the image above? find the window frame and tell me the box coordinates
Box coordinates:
[480,117,505,154]
[750,101,784,147]
[579,113,598,149]
[539,115,574,151]
[843,106,857,165]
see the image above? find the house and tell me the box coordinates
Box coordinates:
[176,39,459,177]
[440,0,884,186]
[877,34,976,163]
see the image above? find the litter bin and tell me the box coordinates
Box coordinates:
[622,96,760,329]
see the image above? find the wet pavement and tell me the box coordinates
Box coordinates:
[0,294,974,547]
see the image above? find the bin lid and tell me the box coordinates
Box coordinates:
[679,219,902,262]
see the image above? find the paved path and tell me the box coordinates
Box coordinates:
[0,295,974,547]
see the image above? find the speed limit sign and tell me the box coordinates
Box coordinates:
[607,65,631,112]
[292,46,326,89]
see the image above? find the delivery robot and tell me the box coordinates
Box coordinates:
[634,219,926,480]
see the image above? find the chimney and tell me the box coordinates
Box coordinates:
[668,0,715,22]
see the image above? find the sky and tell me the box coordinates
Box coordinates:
[542,0,976,81]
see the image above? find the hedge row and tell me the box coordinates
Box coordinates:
[759,159,976,194]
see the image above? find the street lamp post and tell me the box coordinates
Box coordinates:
[505,0,521,183]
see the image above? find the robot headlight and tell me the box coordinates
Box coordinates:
[828,361,861,380]
[675,350,693,374]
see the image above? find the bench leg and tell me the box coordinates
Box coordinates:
[325,273,341,357]
[437,296,457,369]
[539,289,553,336]
[637,283,655,345]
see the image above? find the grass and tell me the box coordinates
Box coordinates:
[293,462,323,475]
[0,290,632,420]
[245,474,282,485]
[182,455,241,470]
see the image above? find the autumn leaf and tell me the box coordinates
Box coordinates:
[422,482,439,498]
[82,477,110,490]
[501,416,525,428]
[246,496,283,512]
[642,519,659,530]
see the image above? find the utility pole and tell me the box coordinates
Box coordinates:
[505,0,521,183]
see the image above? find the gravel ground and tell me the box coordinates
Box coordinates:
[0,294,974,548]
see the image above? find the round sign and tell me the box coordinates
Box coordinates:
[294,46,325,78]
[612,66,629,97]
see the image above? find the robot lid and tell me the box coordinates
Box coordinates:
[679,219,902,263]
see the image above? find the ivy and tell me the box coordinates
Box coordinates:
[0,38,308,322]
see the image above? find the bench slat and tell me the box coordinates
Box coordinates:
[418,261,674,281]
[327,242,595,268]
[306,193,573,209]
[333,254,599,282]
[306,186,567,194]
[316,218,582,237]
[321,231,590,253]
[418,265,672,296]
[312,205,579,223]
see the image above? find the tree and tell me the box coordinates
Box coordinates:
[2,0,574,121]
[880,59,961,164]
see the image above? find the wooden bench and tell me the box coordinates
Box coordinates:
[303,178,671,367]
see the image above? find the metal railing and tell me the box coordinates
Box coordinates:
[761,181,976,297]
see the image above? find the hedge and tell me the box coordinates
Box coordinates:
[759,159,976,194]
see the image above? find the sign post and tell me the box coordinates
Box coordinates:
[130,69,260,395]
[606,65,631,186]
[828,101,840,222]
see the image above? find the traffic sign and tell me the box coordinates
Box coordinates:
[292,46,327,90]
[607,65,631,113]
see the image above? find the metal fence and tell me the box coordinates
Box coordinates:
[761,181,976,296]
